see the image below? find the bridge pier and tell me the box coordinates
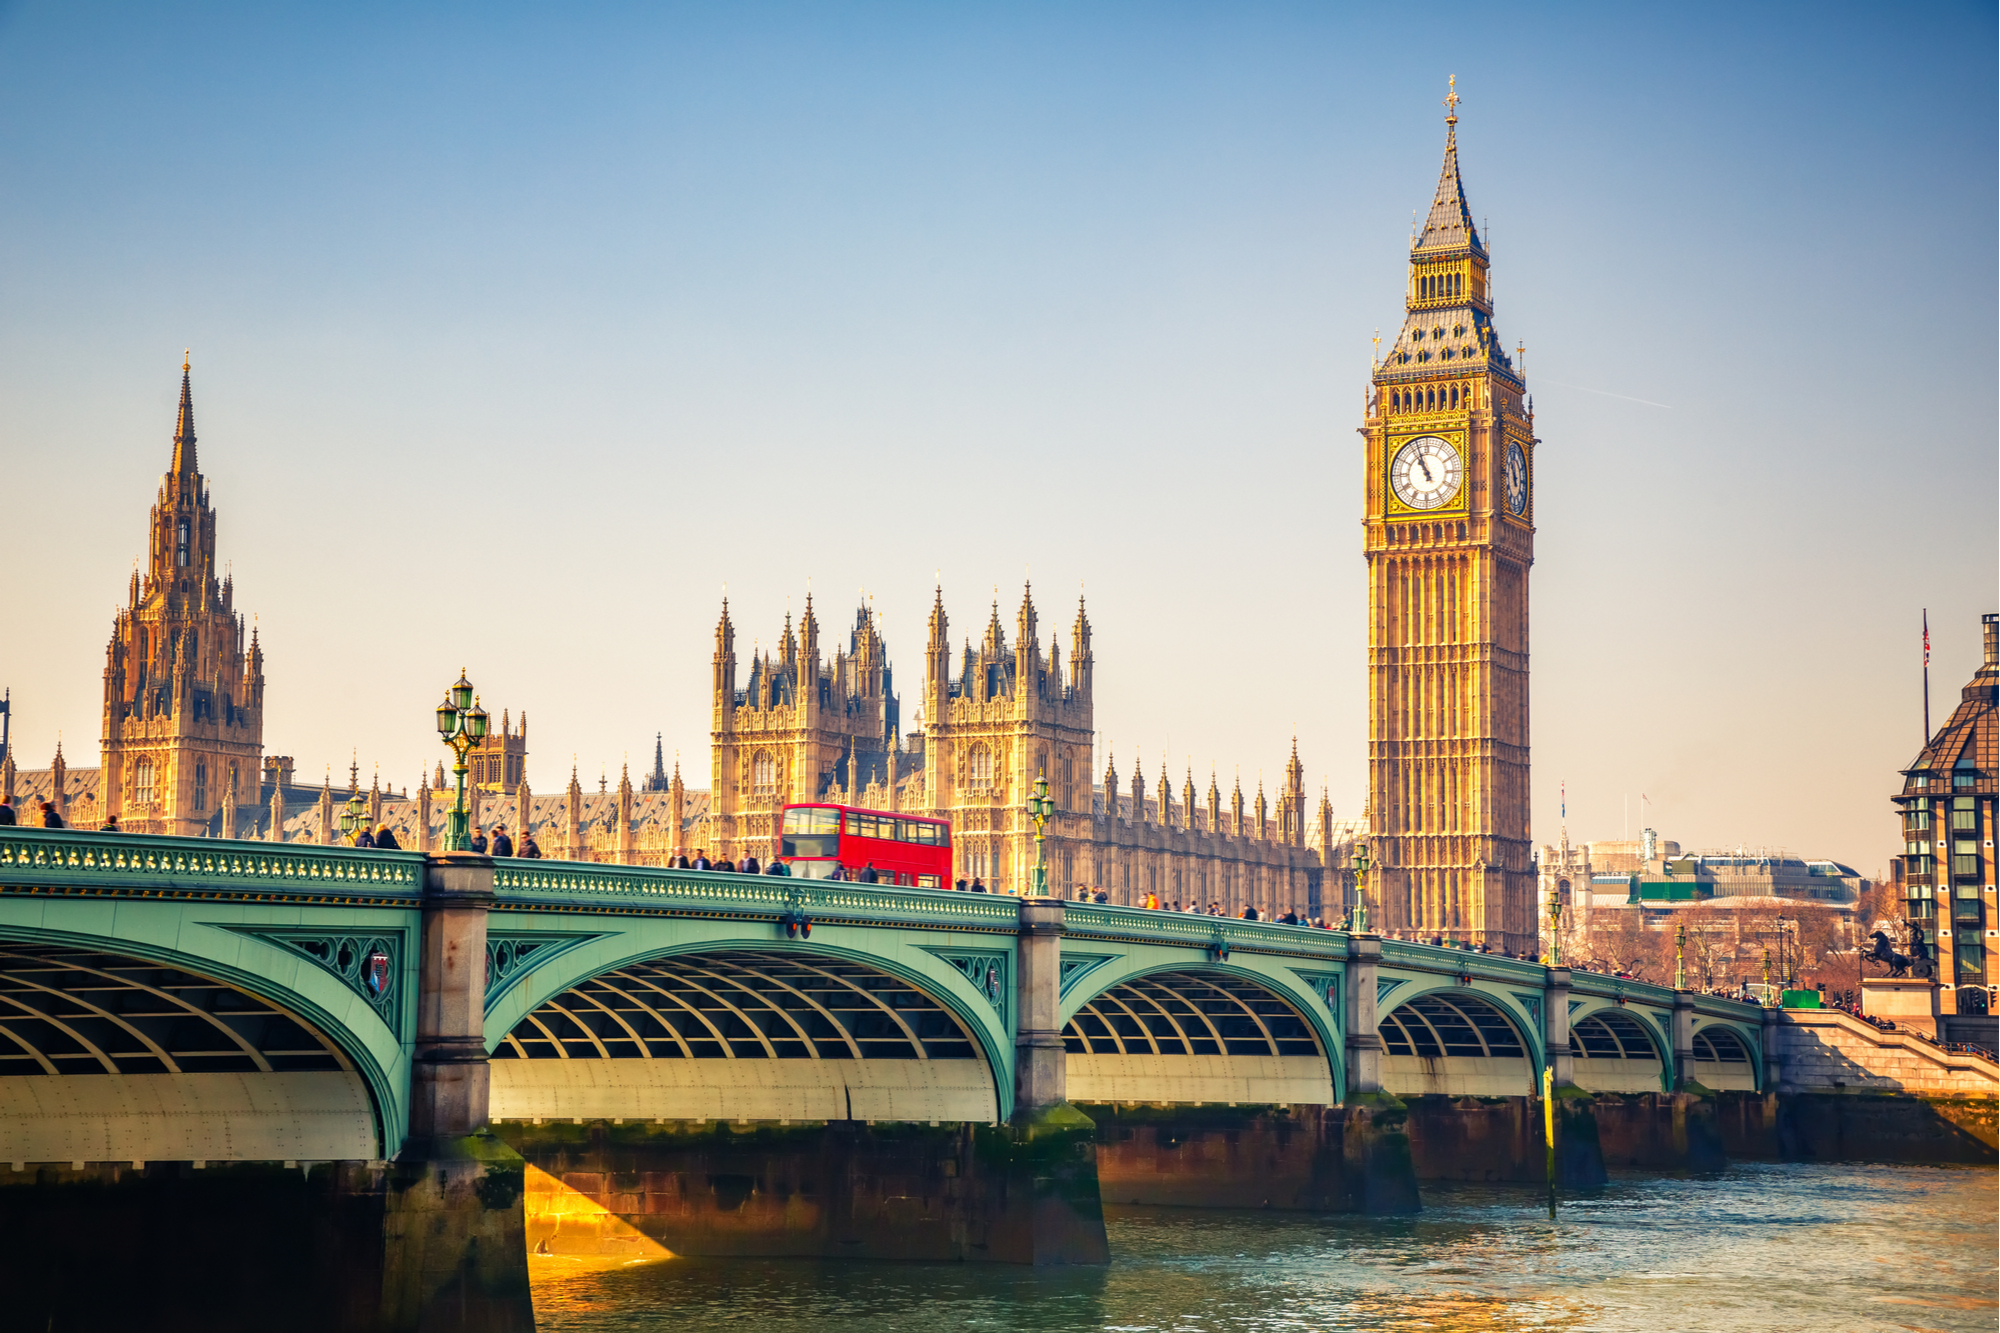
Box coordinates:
[378,852,533,1330]
[1542,967,1608,1188]
[998,897,1109,1262]
[1338,934,1421,1212]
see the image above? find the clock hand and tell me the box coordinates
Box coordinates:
[1417,457,1434,483]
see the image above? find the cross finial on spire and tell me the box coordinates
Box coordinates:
[1443,74,1459,125]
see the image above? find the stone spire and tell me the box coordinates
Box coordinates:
[646,733,668,792]
[565,760,583,861]
[983,594,1006,659]
[171,351,198,482]
[1414,77,1483,257]
[1069,595,1093,697]
[668,754,686,862]
[616,762,634,865]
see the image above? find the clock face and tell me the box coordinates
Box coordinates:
[1390,435,1462,510]
[1504,441,1529,516]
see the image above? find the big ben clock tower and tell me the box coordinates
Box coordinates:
[1362,80,1535,951]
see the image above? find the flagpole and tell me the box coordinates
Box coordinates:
[1922,609,1931,746]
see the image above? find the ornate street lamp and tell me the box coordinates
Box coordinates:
[434,670,488,853]
[1349,843,1372,934]
[1674,922,1687,990]
[1026,771,1056,898]
[1549,878,1571,966]
[1761,946,1774,1007]
[337,789,369,846]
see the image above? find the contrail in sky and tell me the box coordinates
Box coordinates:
[1535,378,1672,410]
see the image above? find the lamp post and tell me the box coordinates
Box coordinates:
[1549,878,1571,966]
[433,670,488,853]
[1761,946,1774,1007]
[1350,843,1372,934]
[1026,771,1056,898]
[337,789,369,846]
[1674,922,1687,990]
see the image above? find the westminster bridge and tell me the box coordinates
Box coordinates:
[0,826,1985,1332]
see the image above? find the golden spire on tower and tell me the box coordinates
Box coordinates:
[1443,75,1459,125]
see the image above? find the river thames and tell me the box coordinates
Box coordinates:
[528,1161,1995,1332]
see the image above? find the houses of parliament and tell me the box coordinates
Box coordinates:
[2,93,1537,949]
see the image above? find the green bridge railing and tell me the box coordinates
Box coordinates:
[0,828,1761,1022]
[0,826,423,898]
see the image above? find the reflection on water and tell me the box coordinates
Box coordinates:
[530,1162,1996,1333]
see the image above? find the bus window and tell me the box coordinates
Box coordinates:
[792,861,841,881]
[917,875,942,889]
[783,808,839,836]
[781,806,841,859]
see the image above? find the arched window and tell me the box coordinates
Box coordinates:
[176,519,190,567]
[193,762,208,810]
[751,751,776,795]
[968,744,993,789]
[134,758,156,807]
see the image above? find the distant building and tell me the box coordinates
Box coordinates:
[1892,613,1997,1015]
[466,709,528,795]
[1538,825,1872,982]
[98,358,266,836]
[1363,91,1538,953]
[704,587,1336,910]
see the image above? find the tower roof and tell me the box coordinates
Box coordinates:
[1414,80,1484,257]
[171,352,198,479]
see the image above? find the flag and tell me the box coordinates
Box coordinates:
[1923,609,1930,666]
[1560,781,1566,821]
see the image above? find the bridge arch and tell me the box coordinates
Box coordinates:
[1568,1007,1667,1092]
[0,933,392,1164]
[1689,1021,1758,1091]
[1379,987,1540,1097]
[487,943,1007,1124]
[1059,962,1340,1105]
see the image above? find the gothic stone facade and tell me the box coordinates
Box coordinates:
[99,360,267,837]
[1363,97,1536,951]
[710,585,1338,914]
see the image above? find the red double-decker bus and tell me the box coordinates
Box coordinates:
[778,803,952,887]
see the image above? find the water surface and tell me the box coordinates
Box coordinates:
[530,1162,1996,1332]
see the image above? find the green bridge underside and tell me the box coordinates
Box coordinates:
[0,829,1764,1157]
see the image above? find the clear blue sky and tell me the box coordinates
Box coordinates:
[2,2,1993,873]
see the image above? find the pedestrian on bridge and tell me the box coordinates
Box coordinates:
[490,827,514,857]
[765,856,789,875]
[101,815,120,832]
[692,850,711,870]
[373,825,401,851]
[39,801,64,829]
[0,798,14,825]
[741,855,761,874]
[519,832,541,859]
